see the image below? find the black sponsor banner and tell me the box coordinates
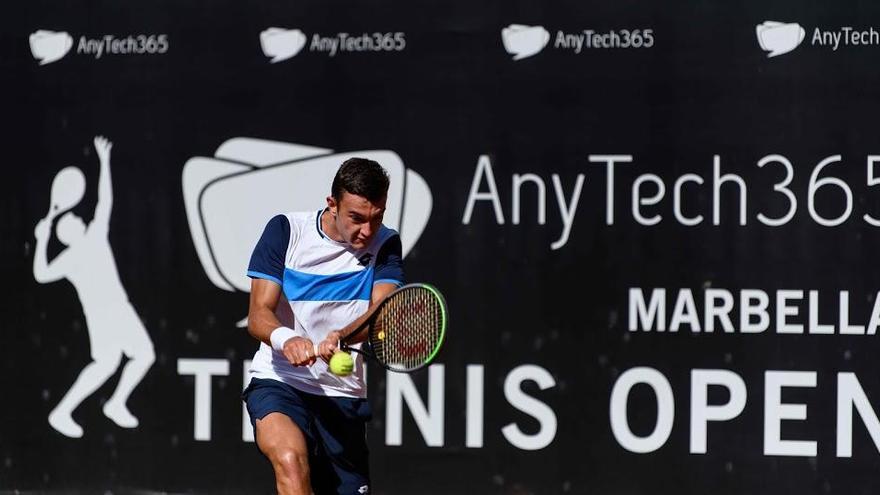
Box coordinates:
[5,0,880,493]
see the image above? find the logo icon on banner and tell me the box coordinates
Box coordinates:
[29,30,73,65]
[756,21,805,57]
[33,136,156,438]
[502,24,550,60]
[260,27,307,62]
[182,138,432,299]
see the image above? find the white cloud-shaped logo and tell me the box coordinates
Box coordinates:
[502,24,550,61]
[260,27,307,63]
[182,138,433,293]
[29,30,73,65]
[756,21,805,58]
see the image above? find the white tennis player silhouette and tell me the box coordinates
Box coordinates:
[33,136,155,438]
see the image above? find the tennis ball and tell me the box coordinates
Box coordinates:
[329,351,354,376]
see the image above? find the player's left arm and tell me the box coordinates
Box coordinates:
[317,235,404,359]
[316,283,396,360]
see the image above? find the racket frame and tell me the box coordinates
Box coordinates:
[340,283,447,373]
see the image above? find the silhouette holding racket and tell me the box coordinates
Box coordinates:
[33,136,155,438]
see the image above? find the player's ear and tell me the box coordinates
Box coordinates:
[326,195,338,217]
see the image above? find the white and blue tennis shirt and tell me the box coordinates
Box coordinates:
[246,209,404,398]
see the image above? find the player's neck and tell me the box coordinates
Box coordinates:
[320,208,345,243]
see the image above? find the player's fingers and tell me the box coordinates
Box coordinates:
[291,351,304,366]
[314,341,327,357]
[289,344,311,366]
[315,342,326,359]
[320,345,332,363]
[303,345,316,366]
[299,347,313,366]
[316,340,329,357]
[322,341,334,357]
[284,349,299,366]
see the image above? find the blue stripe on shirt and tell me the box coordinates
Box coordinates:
[283,267,374,301]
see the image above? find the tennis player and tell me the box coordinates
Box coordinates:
[243,158,404,495]
[33,136,155,438]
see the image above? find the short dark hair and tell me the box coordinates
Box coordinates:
[331,158,390,202]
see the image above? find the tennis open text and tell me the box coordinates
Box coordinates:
[610,368,880,457]
[177,360,557,450]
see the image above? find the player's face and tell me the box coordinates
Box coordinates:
[330,192,386,250]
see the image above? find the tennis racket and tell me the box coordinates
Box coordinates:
[48,166,86,217]
[339,283,447,373]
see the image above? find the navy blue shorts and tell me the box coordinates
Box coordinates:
[243,378,372,495]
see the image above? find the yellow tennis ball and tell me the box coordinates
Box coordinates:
[329,351,354,376]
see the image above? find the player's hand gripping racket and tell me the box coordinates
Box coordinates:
[339,283,447,373]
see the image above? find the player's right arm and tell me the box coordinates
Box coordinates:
[246,214,316,367]
[247,279,315,367]
[32,217,68,283]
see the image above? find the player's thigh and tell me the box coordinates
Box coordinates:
[244,379,314,459]
[255,412,310,460]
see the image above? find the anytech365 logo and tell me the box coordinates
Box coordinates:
[29,29,169,65]
[260,27,406,62]
[757,20,880,58]
[182,138,432,299]
[502,23,656,61]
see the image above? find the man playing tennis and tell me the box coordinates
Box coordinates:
[33,136,155,438]
[243,158,404,495]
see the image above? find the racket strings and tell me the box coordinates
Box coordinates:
[373,286,443,371]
